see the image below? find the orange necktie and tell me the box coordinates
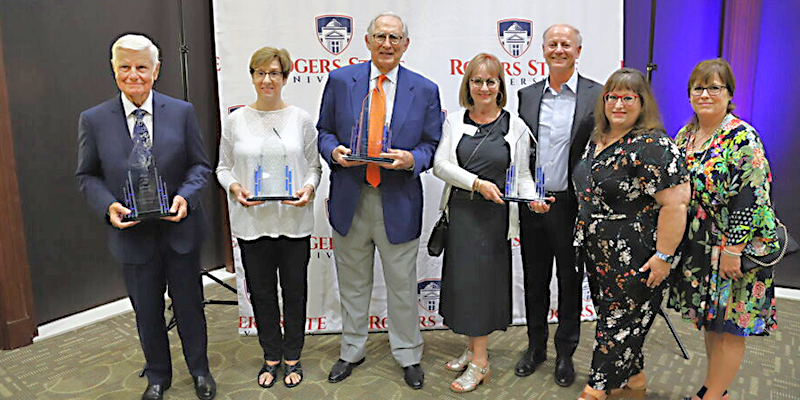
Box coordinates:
[367,74,387,188]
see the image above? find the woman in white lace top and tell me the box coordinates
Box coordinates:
[215,46,321,389]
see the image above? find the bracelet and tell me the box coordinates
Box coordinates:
[722,248,742,257]
[472,178,482,192]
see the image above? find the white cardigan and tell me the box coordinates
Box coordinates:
[433,109,536,239]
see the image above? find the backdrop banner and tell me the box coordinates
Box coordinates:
[212,0,624,335]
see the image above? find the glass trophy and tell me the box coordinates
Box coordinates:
[342,94,394,164]
[246,128,300,201]
[501,131,550,204]
[121,141,176,221]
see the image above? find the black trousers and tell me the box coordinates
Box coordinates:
[238,235,310,361]
[518,191,584,358]
[122,238,209,386]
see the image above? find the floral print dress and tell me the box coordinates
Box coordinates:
[572,129,687,391]
[667,113,778,336]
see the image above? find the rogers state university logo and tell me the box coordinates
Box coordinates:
[497,19,533,58]
[417,279,441,312]
[316,15,354,55]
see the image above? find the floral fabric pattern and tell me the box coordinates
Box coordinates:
[572,129,688,391]
[667,114,778,336]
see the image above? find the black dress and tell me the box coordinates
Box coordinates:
[572,129,687,391]
[439,110,512,337]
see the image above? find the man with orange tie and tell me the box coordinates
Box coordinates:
[317,11,442,390]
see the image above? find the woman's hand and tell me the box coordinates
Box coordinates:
[719,249,744,280]
[640,255,671,288]
[475,178,504,204]
[230,183,265,207]
[282,184,314,207]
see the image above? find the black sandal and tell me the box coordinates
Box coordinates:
[284,361,303,388]
[694,386,728,399]
[258,362,280,388]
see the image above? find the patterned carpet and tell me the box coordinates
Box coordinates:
[1,281,798,400]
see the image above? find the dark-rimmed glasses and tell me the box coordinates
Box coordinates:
[690,85,726,97]
[470,78,499,88]
[252,70,283,81]
[604,92,639,106]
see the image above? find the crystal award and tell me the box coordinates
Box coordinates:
[501,131,550,204]
[342,94,394,164]
[121,139,176,221]
[246,128,300,201]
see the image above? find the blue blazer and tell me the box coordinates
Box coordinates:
[76,91,211,264]
[317,62,442,244]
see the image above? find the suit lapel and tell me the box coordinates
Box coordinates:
[389,66,414,144]
[151,91,165,163]
[529,80,546,141]
[349,63,370,129]
[570,75,594,139]
[111,95,134,156]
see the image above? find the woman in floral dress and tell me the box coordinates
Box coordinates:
[540,68,690,400]
[668,59,778,400]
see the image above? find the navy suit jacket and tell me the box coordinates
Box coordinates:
[317,62,442,244]
[76,91,211,264]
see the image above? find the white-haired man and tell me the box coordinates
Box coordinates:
[76,33,215,400]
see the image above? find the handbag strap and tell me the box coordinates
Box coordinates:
[743,222,789,267]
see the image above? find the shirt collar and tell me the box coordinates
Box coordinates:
[370,63,399,85]
[543,70,578,95]
[121,91,154,117]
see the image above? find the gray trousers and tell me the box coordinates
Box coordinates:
[332,186,424,367]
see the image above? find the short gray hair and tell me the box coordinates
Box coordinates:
[111,34,160,67]
[366,12,409,39]
[542,24,582,47]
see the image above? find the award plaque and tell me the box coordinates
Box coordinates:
[342,94,394,164]
[501,132,551,204]
[246,128,300,201]
[121,141,176,221]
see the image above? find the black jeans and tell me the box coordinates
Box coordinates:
[238,235,310,361]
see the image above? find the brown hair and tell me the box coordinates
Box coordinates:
[458,53,507,110]
[593,67,664,139]
[248,46,292,78]
[687,58,736,126]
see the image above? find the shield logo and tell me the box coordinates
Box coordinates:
[417,279,442,312]
[316,15,354,56]
[497,19,533,58]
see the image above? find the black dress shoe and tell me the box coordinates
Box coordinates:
[141,382,170,400]
[328,358,365,383]
[554,356,575,387]
[515,349,546,377]
[193,374,217,400]
[403,364,424,389]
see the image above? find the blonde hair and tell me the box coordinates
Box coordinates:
[458,53,507,110]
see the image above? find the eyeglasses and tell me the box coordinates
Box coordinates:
[691,85,726,97]
[470,78,500,88]
[603,92,639,106]
[252,69,283,81]
[372,32,404,45]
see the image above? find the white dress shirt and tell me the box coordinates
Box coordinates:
[120,91,154,145]
[538,71,578,191]
[368,63,399,125]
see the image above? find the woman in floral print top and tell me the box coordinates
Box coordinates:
[546,68,690,400]
[668,58,778,400]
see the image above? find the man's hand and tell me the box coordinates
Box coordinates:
[380,149,415,170]
[108,202,140,229]
[161,195,188,222]
[282,184,314,207]
[332,145,366,167]
[528,196,556,214]
[230,183,266,207]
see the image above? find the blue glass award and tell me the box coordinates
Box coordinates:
[121,137,176,221]
[342,94,394,164]
[246,128,300,201]
[501,131,550,204]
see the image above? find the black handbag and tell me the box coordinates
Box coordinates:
[741,222,799,272]
[426,212,448,257]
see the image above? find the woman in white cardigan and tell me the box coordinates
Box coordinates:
[433,53,542,393]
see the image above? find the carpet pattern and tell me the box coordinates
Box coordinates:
[1,281,798,400]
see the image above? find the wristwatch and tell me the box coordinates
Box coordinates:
[654,251,675,264]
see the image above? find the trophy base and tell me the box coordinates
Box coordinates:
[247,196,301,201]
[342,155,394,164]
[122,210,178,222]
[501,196,552,204]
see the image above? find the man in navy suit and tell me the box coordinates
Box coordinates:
[75,34,215,400]
[515,24,603,387]
[317,12,442,390]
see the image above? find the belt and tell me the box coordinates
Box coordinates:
[590,213,627,220]
[545,190,568,197]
